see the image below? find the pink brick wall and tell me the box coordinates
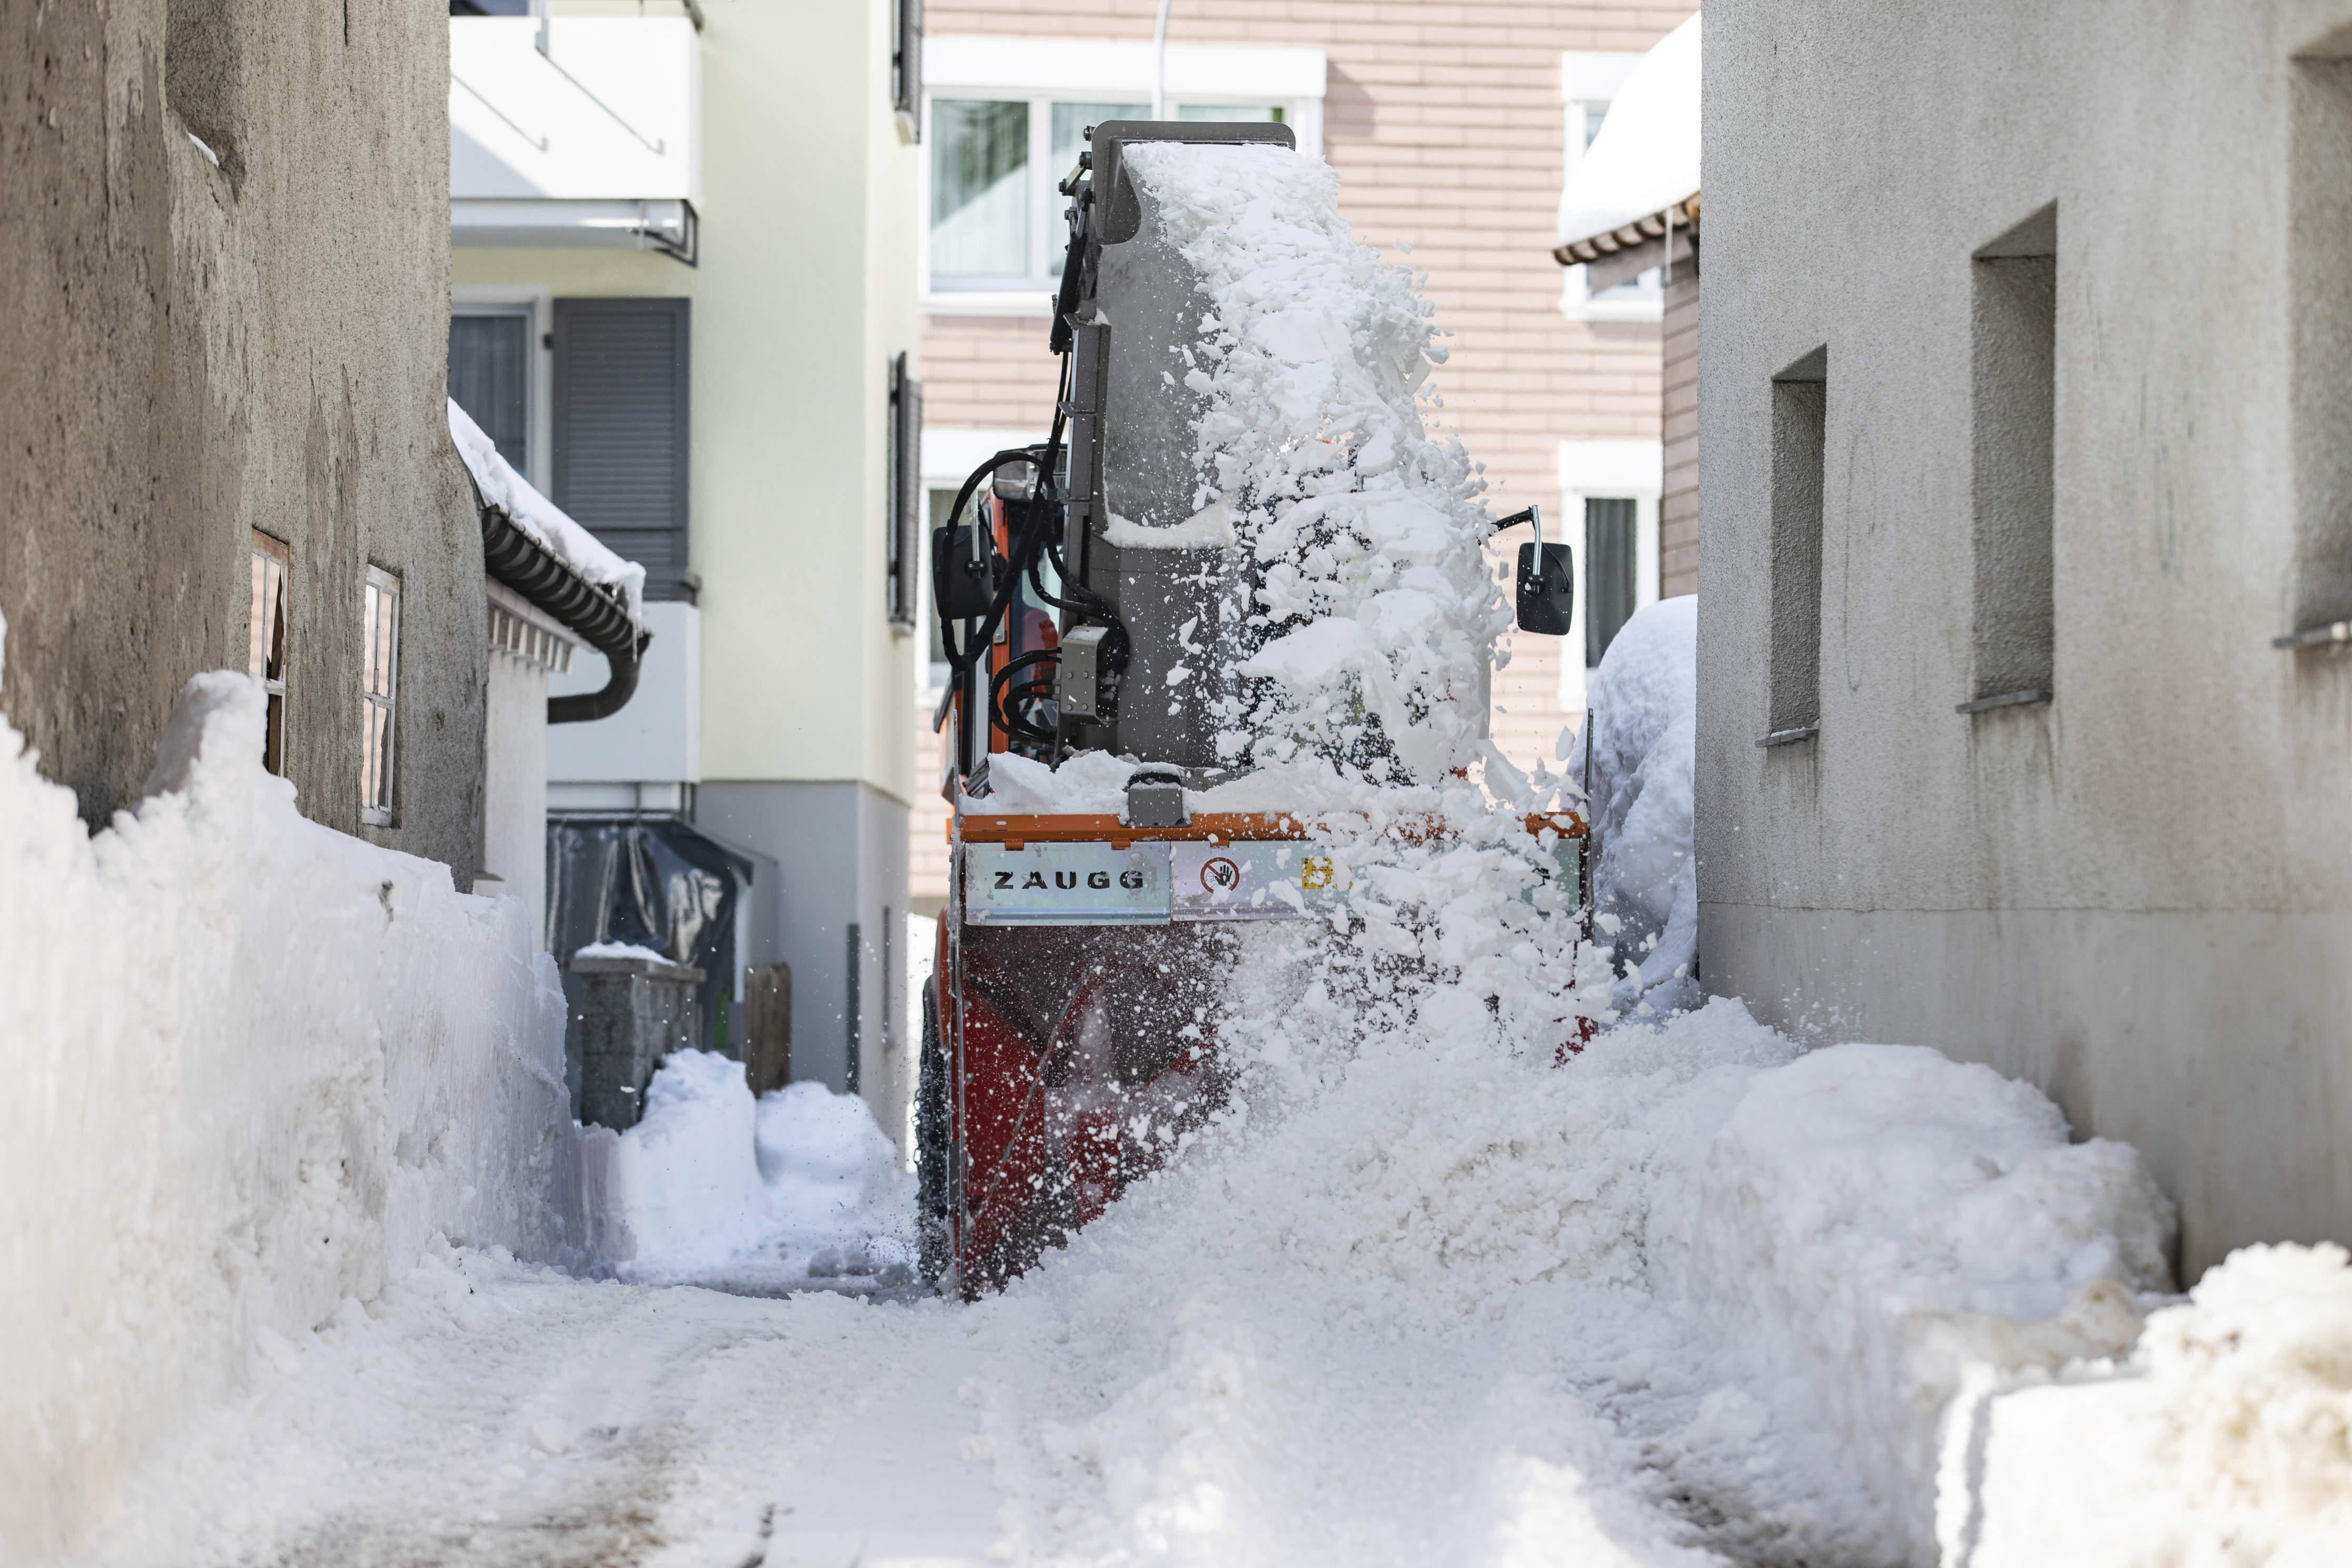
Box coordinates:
[1661,262,1700,599]
[914,2,1691,900]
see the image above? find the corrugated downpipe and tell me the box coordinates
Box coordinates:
[476,503,651,724]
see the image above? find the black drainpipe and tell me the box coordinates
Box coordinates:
[476,499,651,724]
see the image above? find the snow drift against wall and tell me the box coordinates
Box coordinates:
[0,639,579,1559]
[1948,1241,2352,1567]
[1571,596,1700,1019]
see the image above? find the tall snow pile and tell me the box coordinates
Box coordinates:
[0,639,579,1559]
[584,1051,915,1294]
[1947,1242,2352,1567]
[1570,596,1699,1020]
[948,998,2174,1567]
[448,397,646,619]
[1119,141,1504,791]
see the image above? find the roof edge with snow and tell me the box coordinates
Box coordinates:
[1553,193,1701,268]
[1555,12,1701,263]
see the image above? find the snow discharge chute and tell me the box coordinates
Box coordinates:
[922,120,1591,1296]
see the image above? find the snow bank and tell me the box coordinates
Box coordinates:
[1570,596,1699,1018]
[591,1050,768,1265]
[1653,1042,2176,1564]
[1557,12,1701,248]
[1119,141,1505,790]
[1947,1242,2352,1567]
[588,1051,916,1292]
[448,398,646,620]
[0,648,579,1559]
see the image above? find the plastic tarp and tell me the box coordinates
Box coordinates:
[547,815,754,1064]
[1557,12,1701,250]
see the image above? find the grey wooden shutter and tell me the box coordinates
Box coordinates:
[893,0,923,140]
[553,298,692,601]
[888,353,923,630]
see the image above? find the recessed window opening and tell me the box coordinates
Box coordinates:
[1964,203,2057,711]
[2289,42,2352,638]
[1764,347,1827,743]
[1585,497,1639,667]
[361,566,401,827]
[249,531,290,774]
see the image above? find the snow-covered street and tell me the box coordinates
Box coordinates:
[78,1247,998,1567]
[64,992,2190,1568]
[14,643,2351,1567]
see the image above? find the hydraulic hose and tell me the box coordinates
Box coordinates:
[990,648,1062,746]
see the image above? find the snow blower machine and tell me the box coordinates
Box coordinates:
[918,120,1587,1296]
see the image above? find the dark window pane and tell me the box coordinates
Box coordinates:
[448,313,529,474]
[1586,497,1639,668]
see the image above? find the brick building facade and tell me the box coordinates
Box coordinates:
[911,2,1696,911]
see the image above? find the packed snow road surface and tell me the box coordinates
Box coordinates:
[69,1003,2187,1568]
[77,1246,1001,1568]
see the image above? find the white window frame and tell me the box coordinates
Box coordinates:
[921,37,1327,317]
[1558,51,1663,325]
[250,531,290,777]
[451,285,554,495]
[1555,439,1662,714]
[361,565,402,828]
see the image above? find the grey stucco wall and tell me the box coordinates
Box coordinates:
[0,0,484,879]
[1701,0,2352,1274]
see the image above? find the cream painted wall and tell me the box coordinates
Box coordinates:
[454,0,920,806]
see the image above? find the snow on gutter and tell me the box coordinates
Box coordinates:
[1553,12,1700,267]
[449,399,646,621]
[449,398,651,723]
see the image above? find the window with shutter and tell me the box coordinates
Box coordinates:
[553,298,693,601]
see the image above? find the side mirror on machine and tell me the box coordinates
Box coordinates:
[1497,505,1574,636]
[932,524,1004,622]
